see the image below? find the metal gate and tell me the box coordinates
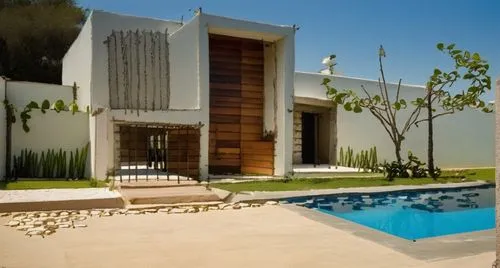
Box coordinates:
[115,123,201,183]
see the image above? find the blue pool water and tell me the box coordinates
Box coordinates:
[286,185,495,240]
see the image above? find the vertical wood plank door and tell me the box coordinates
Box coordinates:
[209,35,242,174]
[209,34,274,176]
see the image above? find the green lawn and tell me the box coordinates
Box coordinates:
[0,179,108,190]
[211,168,495,193]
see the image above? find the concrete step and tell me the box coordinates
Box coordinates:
[118,180,202,189]
[119,186,223,205]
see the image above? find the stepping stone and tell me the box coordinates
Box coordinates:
[126,210,141,215]
[6,220,20,227]
[265,201,278,206]
[170,208,188,214]
[79,210,90,215]
[238,203,250,208]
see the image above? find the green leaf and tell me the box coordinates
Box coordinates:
[373,95,381,103]
[463,73,475,79]
[344,102,352,111]
[353,105,362,113]
[69,102,79,115]
[393,102,401,110]
[22,123,30,133]
[321,78,331,85]
[437,43,444,50]
[52,100,65,112]
[26,101,39,109]
[447,44,456,50]
[472,52,480,61]
[433,69,442,76]
[41,100,50,110]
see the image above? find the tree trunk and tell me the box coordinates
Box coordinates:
[395,141,402,164]
[427,91,436,179]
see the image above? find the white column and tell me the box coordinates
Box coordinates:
[274,35,294,176]
[197,17,209,179]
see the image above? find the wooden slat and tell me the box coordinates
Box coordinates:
[214,132,240,141]
[240,153,274,162]
[241,159,273,169]
[241,133,262,141]
[241,108,263,117]
[241,124,261,134]
[242,91,263,99]
[209,159,240,167]
[241,166,273,176]
[241,84,264,92]
[209,124,240,133]
[210,107,241,116]
[241,141,273,150]
[241,116,263,124]
[210,83,240,91]
[216,148,240,154]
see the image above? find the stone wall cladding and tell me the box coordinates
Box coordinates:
[293,111,302,164]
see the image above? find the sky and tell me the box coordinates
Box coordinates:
[78,0,500,100]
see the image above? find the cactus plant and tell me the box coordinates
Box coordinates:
[337,145,380,172]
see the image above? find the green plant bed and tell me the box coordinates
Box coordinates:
[0,179,107,190]
[211,168,494,192]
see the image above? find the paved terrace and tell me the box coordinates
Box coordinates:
[0,205,494,268]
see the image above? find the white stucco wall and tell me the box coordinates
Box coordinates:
[62,16,92,110]
[6,81,74,106]
[295,72,495,168]
[89,10,182,110]
[5,81,90,176]
[0,77,6,179]
[11,111,89,160]
[169,16,200,109]
[63,11,183,179]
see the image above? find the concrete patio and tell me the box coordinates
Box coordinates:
[0,206,493,268]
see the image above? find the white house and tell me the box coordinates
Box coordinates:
[0,10,494,181]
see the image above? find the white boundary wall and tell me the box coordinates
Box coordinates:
[5,80,90,176]
[295,72,494,168]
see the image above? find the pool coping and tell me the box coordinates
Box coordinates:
[284,203,495,261]
[228,181,493,203]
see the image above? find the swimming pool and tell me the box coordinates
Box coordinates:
[286,185,495,240]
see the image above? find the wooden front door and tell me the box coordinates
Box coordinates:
[208,34,273,175]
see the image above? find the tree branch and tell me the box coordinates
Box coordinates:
[414,110,455,125]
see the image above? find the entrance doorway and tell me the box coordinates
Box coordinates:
[301,112,318,164]
[115,123,201,183]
